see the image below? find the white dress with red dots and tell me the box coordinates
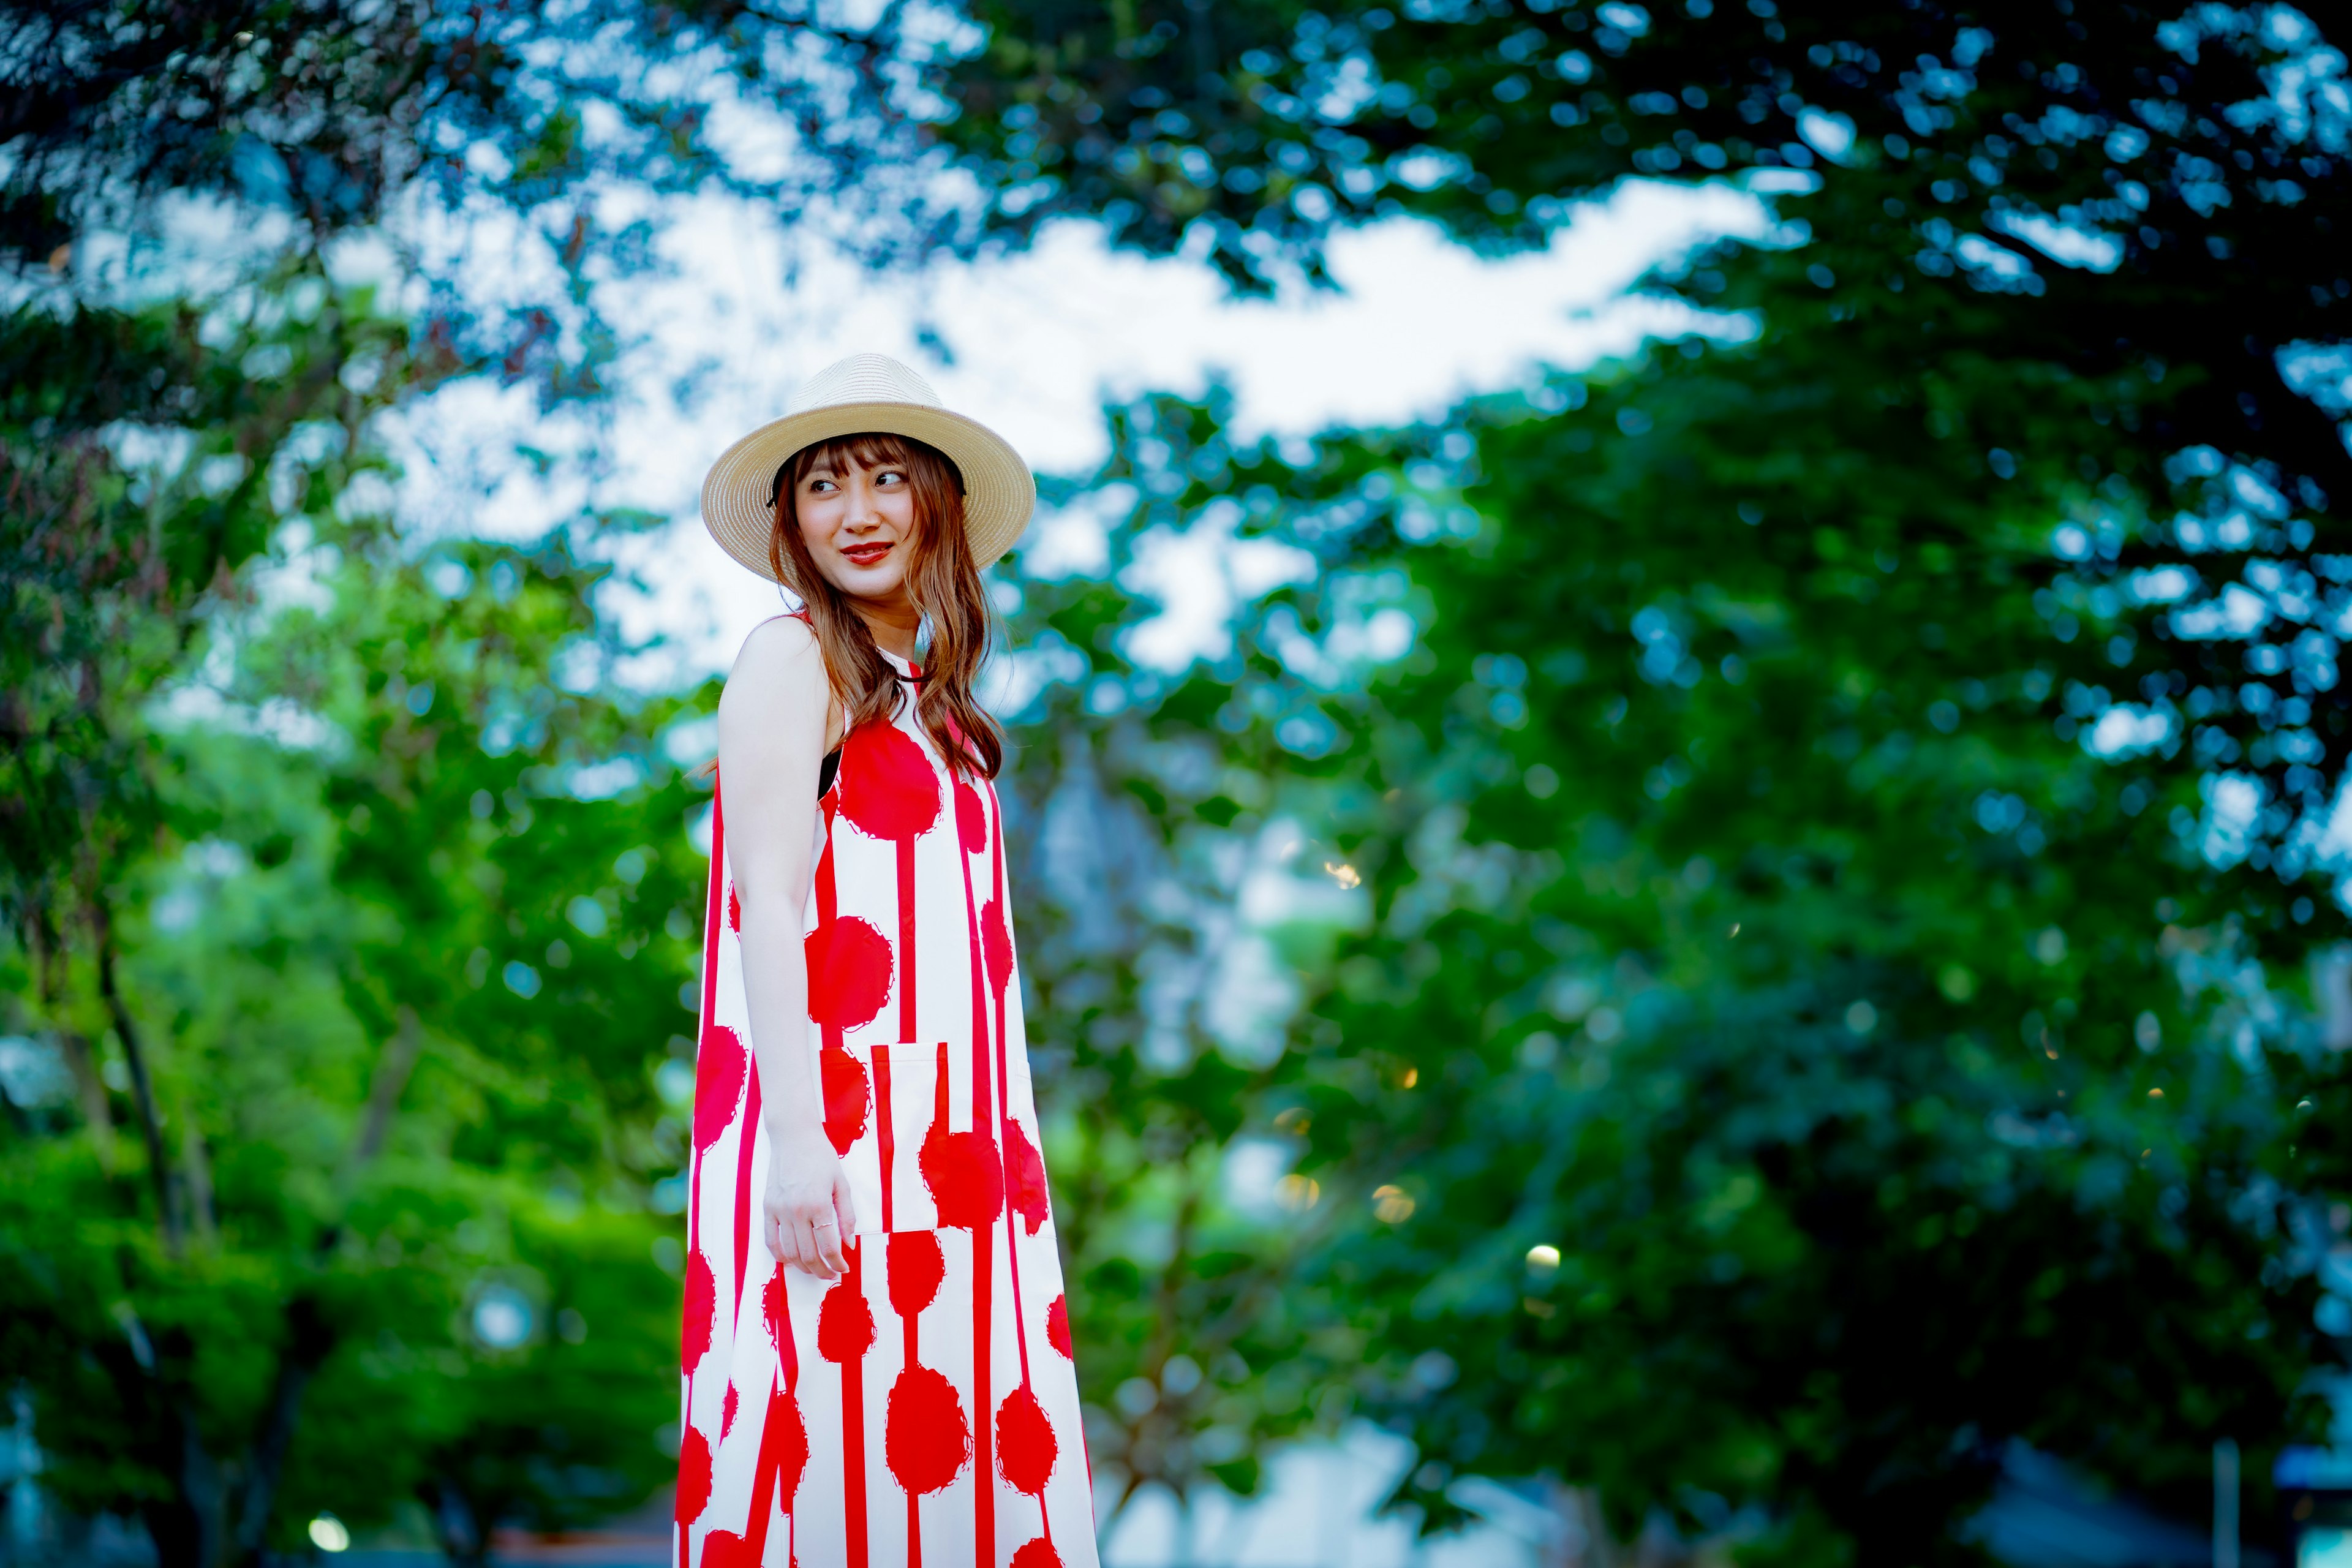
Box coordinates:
[676,650,1097,1568]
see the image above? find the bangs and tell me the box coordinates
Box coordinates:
[772,431,965,503]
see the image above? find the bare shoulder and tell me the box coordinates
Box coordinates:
[733,613,820,673]
[721,617,827,721]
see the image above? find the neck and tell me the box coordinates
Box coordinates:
[851,597,921,662]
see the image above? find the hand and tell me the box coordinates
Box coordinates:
[764,1125,857,1280]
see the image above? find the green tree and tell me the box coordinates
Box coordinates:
[923,6,2352,1556]
[983,341,2337,1561]
[940,0,2352,860]
[1,508,706,1561]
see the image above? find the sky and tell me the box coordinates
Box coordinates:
[381,176,1771,685]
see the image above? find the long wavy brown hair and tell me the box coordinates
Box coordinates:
[767,431,1003,779]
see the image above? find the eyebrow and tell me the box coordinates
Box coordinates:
[800,459,903,480]
[794,456,894,475]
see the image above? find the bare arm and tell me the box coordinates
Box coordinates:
[716,616,854,1278]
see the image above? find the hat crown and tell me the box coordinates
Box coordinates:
[786,352,943,417]
[702,349,1033,580]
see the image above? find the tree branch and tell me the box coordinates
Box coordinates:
[232,1296,333,1563]
[228,1006,424,1561]
[92,890,183,1254]
[352,1005,422,1171]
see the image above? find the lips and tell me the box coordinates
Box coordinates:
[842,541,892,567]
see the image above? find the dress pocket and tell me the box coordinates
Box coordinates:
[824,1040,997,1237]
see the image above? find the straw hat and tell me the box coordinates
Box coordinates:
[699,353,1036,581]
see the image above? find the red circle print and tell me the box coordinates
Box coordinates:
[805,916,892,1030]
[1046,1294,1072,1359]
[726,884,741,932]
[819,1045,870,1156]
[720,1384,740,1439]
[817,1278,875,1364]
[982,899,1013,998]
[693,1025,747,1152]
[996,1385,1058,1494]
[1006,1117,1050,1235]
[885,1363,970,1494]
[675,1424,712,1523]
[762,1265,790,1354]
[839,720,940,842]
[1011,1541,1063,1568]
[921,1123,1004,1231]
[888,1231,945,1319]
[956,778,988,854]
[766,1380,811,1509]
[682,1248,716,1370]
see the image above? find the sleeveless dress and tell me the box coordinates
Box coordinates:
[675,650,1098,1568]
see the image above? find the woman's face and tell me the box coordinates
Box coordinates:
[794,453,918,607]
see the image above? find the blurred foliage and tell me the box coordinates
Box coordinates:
[941,0,2352,870]
[1,371,707,1561]
[935,13,2352,1552]
[0,0,899,241]
[0,0,978,376]
[990,355,2340,1562]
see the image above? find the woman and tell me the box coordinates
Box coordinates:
[676,354,1096,1568]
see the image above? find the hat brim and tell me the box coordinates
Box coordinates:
[699,402,1036,582]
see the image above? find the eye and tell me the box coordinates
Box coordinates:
[876,469,907,486]
[805,477,837,492]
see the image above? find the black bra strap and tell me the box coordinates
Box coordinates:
[818,746,842,799]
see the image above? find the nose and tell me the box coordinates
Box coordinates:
[842,470,880,532]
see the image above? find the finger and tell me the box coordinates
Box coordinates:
[815,1215,847,1275]
[776,1212,808,1273]
[798,1218,836,1278]
[832,1169,860,1241]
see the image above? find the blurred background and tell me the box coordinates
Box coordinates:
[6,1,2352,1565]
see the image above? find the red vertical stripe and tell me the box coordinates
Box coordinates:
[736,1373,793,1564]
[731,1068,761,1328]
[878,1041,919,1567]
[818,797,846,1056]
[984,783,1034,1390]
[896,837,918,1041]
[897,667,922,1044]
[692,782,731,1349]
[891,690,927,1568]
[986,779,1051,1550]
[840,1237,869,1568]
[686,783,728,1446]
[971,1065,995,1568]
[875,1047,897,1232]
[692,780,728,1272]
[686,785,729,1568]
[952,770,1000,1568]
[816,792,839,922]
[984,780,1031,1372]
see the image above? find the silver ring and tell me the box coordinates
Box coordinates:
[815,1219,837,1231]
